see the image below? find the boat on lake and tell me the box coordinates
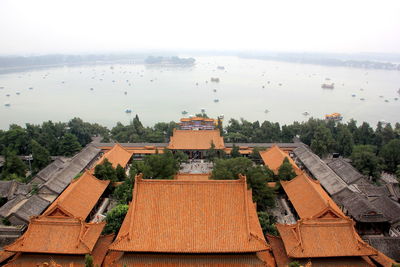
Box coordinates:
[325,113,343,121]
[302,111,310,116]
[217,66,225,70]
[125,109,132,114]
[214,99,219,103]
[210,77,220,82]
[321,83,334,89]
[4,102,10,107]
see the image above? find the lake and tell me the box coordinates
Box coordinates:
[0,56,399,130]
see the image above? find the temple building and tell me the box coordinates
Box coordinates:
[2,172,112,266]
[167,128,225,158]
[260,145,302,175]
[94,143,133,169]
[179,117,217,130]
[104,174,276,266]
[268,172,397,266]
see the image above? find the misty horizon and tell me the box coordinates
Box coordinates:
[1,0,400,55]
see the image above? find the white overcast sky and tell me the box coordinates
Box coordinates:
[0,0,399,55]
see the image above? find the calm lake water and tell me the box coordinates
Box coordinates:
[0,56,399,130]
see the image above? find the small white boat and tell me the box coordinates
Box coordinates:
[181,111,188,115]
[214,99,219,103]
[4,102,10,107]
[302,111,310,116]
[125,109,132,114]
[16,91,20,95]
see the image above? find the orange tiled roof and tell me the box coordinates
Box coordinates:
[4,216,105,254]
[276,217,377,258]
[92,234,115,267]
[167,129,225,150]
[175,173,210,181]
[3,254,85,267]
[266,235,376,267]
[180,117,215,122]
[0,251,15,264]
[43,171,109,220]
[105,252,273,267]
[96,143,132,168]
[260,145,301,175]
[109,174,269,253]
[281,173,345,219]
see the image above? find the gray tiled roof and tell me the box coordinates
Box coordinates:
[293,146,347,195]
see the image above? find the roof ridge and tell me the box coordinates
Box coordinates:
[136,178,244,185]
[302,174,331,208]
[242,174,251,241]
[128,173,142,240]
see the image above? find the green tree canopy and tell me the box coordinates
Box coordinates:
[310,124,335,158]
[59,133,81,156]
[230,144,241,158]
[335,124,354,156]
[277,157,297,181]
[257,211,278,236]
[380,139,400,173]
[30,140,51,172]
[212,157,275,210]
[1,149,27,180]
[94,158,117,182]
[134,149,179,179]
[351,145,382,180]
[115,164,127,181]
[103,204,129,234]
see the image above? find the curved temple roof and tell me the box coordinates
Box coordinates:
[109,174,269,253]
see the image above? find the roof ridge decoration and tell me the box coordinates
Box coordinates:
[128,173,142,241]
[311,200,345,220]
[241,174,251,242]
[43,203,76,219]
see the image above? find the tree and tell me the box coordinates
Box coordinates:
[0,124,30,155]
[138,150,179,179]
[211,157,254,179]
[103,204,129,234]
[30,140,51,172]
[1,149,27,180]
[380,139,400,173]
[247,166,276,210]
[67,118,93,146]
[113,173,134,204]
[206,141,218,161]
[59,133,81,156]
[310,124,335,158]
[257,211,278,236]
[173,150,189,165]
[335,125,354,156]
[396,165,400,179]
[212,158,275,210]
[277,157,297,181]
[94,159,117,182]
[354,122,375,145]
[230,144,241,158]
[249,147,264,163]
[85,254,94,267]
[351,145,382,180]
[289,262,301,267]
[115,164,127,181]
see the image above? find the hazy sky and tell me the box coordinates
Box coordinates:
[1,0,400,55]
